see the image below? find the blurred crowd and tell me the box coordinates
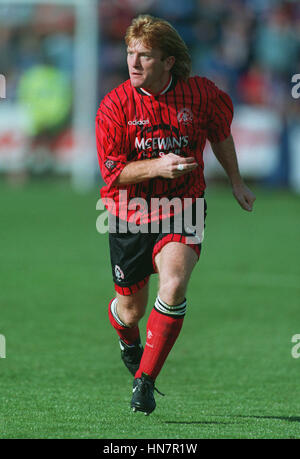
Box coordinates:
[0,3,74,174]
[99,0,300,118]
[0,0,299,185]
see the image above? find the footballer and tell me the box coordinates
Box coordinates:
[95,15,256,415]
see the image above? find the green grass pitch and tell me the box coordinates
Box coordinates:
[1,178,300,439]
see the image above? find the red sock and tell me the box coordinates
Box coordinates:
[108,298,140,345]
[135,297,186,381]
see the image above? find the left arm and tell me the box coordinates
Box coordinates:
[210,134,256,212]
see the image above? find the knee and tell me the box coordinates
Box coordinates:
[159,276,186,305]
[117,299,146,328]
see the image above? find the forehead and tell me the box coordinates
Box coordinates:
[127,39,162,57]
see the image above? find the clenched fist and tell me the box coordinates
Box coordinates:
[156,152,198,179]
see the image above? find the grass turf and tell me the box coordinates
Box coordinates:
[1,178,300,439]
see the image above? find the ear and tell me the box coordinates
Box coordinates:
[164,56,175,72]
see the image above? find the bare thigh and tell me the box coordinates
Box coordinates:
[154,242,198,305]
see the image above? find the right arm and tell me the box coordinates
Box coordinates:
[114,153,198,185]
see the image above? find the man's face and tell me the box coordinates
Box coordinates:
[127,40,173,93]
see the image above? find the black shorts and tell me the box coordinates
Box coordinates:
[109,199,207,295]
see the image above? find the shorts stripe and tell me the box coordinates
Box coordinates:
[152,234,201,272]
[114,275,150,296]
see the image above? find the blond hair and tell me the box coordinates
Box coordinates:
[125,15,191,81]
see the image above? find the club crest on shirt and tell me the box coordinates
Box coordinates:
[177,107,193,125]
[114,265,125,281]
[105,159,117,171]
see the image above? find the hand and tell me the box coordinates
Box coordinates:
[156,152,198,179]
[232,182,256,212]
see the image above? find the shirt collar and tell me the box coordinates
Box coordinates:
[138,75,173,97]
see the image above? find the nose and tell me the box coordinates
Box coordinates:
[132,53,141,68]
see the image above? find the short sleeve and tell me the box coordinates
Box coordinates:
[206,80,234,143]
[95,101,127,187]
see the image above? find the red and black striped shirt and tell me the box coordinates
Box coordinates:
[95,76,233,221]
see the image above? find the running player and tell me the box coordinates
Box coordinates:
[95,15,256,415]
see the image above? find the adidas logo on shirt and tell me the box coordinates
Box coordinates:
[128,119,150,126]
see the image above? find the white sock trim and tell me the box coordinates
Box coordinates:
[110,298,128,328]
[155,295,186,317]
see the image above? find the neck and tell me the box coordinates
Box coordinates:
[142,74,172,96]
